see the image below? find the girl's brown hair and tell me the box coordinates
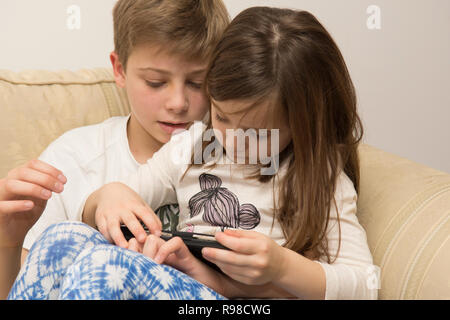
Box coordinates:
[113,0,230,70]
[197,7,364,263]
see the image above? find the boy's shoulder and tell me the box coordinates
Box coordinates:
[61,115,126,139]
[41,116,129,163]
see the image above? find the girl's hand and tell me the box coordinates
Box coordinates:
[201,229,288,286]
[0,160,66,248]
[90,182,162,248]
[134,234,227,296]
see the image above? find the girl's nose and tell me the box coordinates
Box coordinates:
[165,84,189,114]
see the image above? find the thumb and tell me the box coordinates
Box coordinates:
[222,228,259,238]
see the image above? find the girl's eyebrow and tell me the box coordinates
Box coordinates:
[187,69,207,76]
[212,101,267,130]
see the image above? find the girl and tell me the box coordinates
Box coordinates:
[9,7,377,300]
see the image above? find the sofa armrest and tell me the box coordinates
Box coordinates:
[357,144,450,299]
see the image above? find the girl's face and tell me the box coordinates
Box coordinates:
[210,95,292,164]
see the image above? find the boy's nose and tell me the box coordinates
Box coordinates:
[165,86,189,114]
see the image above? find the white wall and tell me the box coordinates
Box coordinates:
[1,0,449,173]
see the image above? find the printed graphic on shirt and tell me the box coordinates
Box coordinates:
[155,204,180,232]
[188,173,261,231]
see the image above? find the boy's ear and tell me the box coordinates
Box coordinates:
[110,51,126,88]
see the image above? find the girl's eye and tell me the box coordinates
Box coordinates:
[187,81,203,89]
[146,81,165,89]
[215,113,226,123]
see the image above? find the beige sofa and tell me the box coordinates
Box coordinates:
[0,68,449,300]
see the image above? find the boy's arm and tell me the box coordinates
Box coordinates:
[23,143,94,251]
[0,248,28,300]
[0,247,21,300]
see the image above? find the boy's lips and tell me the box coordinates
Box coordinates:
[158,121,190,134]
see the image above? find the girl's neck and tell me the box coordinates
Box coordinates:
[126,115,163,164]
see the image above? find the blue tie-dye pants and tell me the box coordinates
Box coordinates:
[8,221,226,300]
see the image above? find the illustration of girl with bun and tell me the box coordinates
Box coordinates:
[188,173,261,231]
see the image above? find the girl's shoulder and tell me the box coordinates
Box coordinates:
[146,121,207,179]
[334,169,358,209]
[339,170,355,190]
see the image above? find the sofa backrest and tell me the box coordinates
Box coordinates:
[0,68,130,177]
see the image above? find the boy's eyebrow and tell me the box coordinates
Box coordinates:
[138,67,206,76]
[139,67,171,74]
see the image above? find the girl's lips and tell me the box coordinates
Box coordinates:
[158,121,190,134]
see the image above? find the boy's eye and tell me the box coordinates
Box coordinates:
[146,81,165,88]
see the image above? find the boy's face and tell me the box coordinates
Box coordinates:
[111,43,209,145]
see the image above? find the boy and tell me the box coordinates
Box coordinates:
[0,0,229,299]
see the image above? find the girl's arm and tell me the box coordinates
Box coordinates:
[202,230,325,299]
[309,173,379,300]
[81,188,100,228]
[81,182,163,247]
[203,173,378,300]
[221,248,325,299]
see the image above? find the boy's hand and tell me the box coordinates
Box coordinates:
[0,159,66,248]
[89,182,162,248]
[201,229,288,286]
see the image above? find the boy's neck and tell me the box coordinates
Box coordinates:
[126,115,163,164]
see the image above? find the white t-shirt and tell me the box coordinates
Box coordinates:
[93,121,378,300]
[23,115,179,250]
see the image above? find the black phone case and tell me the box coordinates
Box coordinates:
[120,225,228,273]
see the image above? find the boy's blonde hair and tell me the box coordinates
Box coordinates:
[113,0,230,70]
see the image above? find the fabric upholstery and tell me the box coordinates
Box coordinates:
[0,68,448,299]
[357,144,450,299]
